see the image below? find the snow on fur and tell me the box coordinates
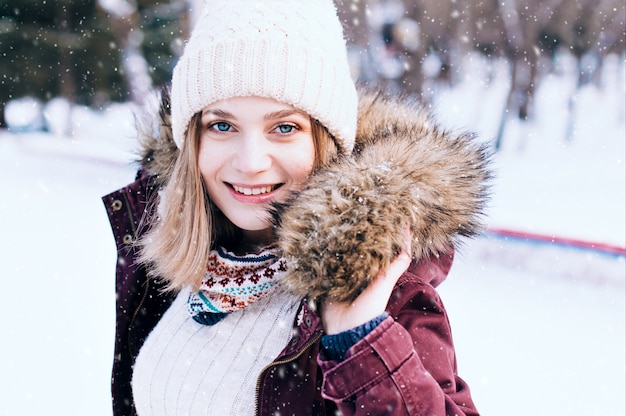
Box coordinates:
[273,91,492,302]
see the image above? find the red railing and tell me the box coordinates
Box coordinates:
[486,227,626,257]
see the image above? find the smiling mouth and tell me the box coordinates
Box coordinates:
[231,184,281,196]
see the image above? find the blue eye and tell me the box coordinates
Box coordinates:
[277,124,295,134]
[213,122,231,132]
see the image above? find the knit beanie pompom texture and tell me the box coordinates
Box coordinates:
[171,0,358,154]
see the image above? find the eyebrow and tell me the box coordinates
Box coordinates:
[263,109,308,121]
[201,108,307,120]
[202,108,233,119]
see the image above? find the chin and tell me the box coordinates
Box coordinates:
[233,217,272,234]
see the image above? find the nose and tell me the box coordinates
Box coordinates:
[231,131,272,175]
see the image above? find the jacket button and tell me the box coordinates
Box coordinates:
[111,199,123,211]
[290,336,300,347]
[304,315,313,328]
[122,234,134,245]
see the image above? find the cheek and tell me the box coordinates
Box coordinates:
[197,142,224,192]
[198,138,230,174]
[287,140,316,182]
[197,147,212,181]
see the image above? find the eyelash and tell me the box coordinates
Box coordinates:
[206,122,301,134]
[207,121,233,132]
[274,123,300,134]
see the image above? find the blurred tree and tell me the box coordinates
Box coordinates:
[139,1,186,88]
[0,0,185,128]
[338,1,624,101]
[100,0,186,105]
[334,0,624,149]
[0,0,126,127]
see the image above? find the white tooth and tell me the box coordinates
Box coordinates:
[233,185,274,195]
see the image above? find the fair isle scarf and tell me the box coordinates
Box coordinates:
[188,245,288,325]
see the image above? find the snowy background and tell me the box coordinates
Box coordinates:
[0,52,624,415]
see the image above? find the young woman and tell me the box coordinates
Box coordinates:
[103,1,491,415]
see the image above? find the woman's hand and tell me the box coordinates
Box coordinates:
[321,227,412,335]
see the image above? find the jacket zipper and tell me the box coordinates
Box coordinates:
[254,330,323,416]
[120,190,149,362]
[128,274,151,360]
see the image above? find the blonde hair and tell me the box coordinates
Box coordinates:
[139,113,339,291]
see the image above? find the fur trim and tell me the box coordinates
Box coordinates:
[134,86,179,184]
[273,90,492,303]
[136,88,492,303]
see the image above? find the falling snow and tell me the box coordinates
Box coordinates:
[0,51,624,416]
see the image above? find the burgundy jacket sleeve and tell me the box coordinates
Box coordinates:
[317,255,479,416]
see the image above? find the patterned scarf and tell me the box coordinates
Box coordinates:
[188,245,288,325]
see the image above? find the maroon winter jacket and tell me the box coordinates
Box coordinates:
[104,172,478,416]
[103,89,488,415]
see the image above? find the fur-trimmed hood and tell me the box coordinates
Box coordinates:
[135,87,491,303]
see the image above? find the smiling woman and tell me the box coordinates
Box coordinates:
[102,0,490,415]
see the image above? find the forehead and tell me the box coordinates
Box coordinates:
[202,96,308,119]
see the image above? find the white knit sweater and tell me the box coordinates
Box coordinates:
[132,286,300,415]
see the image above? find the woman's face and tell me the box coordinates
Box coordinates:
[199,96,315,242]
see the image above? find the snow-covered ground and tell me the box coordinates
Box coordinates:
[0,53,623,415]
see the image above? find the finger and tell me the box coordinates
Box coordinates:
[402,224,412,255]
[380,241,412,283]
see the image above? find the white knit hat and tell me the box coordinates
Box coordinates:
[170,0,358,154]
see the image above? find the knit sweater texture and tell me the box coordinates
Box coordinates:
[132,286,300,415]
